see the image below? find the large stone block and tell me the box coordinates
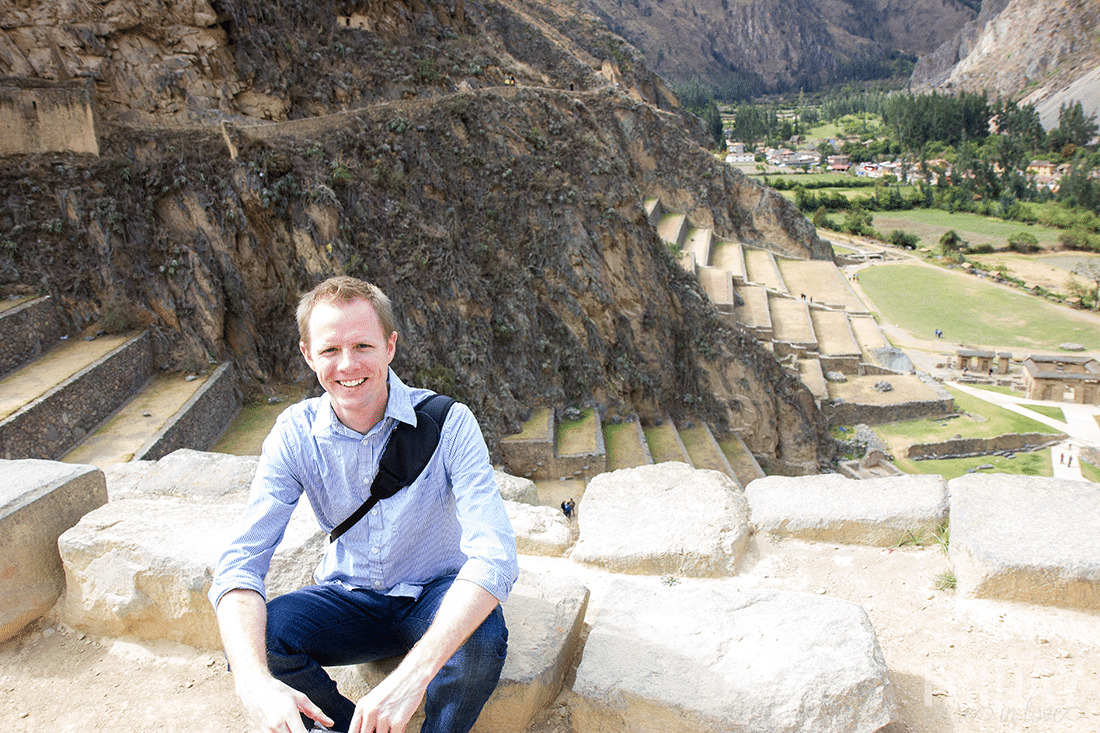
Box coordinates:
[58,498,325,648]
[746,473,948,546]
[570,462,750,576]
[343,570,590,732]
[104,448,258,501]
[0,459,106,642]
[506,500,574,557]
[949,474,1100,609]
[570,580,896,733]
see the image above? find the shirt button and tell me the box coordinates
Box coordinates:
[371,547,380,554]
[374,580,382,587]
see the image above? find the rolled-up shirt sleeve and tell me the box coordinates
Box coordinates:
[208,421,304,610]
[443,404,519,603]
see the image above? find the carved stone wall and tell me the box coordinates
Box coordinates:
[0,78,99,156]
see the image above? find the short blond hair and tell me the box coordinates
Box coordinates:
[296,276,396,347]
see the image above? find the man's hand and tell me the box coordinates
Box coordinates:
[347,666,428,733]
[347,580,501,733]
[236,672,335,733]
[216,589,335,733]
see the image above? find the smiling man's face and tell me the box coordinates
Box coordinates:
[300,296,398,434]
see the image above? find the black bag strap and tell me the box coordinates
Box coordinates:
[328,393,456,543]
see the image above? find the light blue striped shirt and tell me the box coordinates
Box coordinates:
[209,370,518,609]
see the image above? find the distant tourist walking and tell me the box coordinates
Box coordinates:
[561,498,575,519]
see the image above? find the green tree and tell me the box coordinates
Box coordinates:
[1006,231,1039,253]
[843,203,875,237]
[939,229,967,255]
[887,230,919,249]
[704,98,724,150]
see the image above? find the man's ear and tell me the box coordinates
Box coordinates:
[386,330,398,360]
[299,341,314,370]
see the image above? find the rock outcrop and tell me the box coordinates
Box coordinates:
[948,474,1100,610]
[0,459,106,642]
[910,0,1100,129]
[0,0,836,473]
[570,462,751,576]
[584,0,976,93]
[571,580,896,733]
[746,473,948,546]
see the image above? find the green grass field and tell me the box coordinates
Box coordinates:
[857,263,1100,351]
[869,386,1062,479]
[872,209,1062,250]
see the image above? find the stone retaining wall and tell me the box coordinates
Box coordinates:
[0,332,153,460]
[822,397,954,426]
[0,296,61,377]
[135,362,240,461]
[907,432,1066,460]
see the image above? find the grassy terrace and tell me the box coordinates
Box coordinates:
[872,209,1063,250]
[857,263,1100,351]
[860,386,1062,480]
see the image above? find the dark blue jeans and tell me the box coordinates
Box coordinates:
[265,575,507,733]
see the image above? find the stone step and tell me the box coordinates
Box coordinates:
[0,332,154,460]
[553,407,606,480]
[61,371,213,468]
[718,432,767,486]
[642,197,661,226]
[0,332,133,422]
[743,248,788,294]
[796,357,830,402]
[768,295,817,356]
[776,258,869,314]
[602,419,651,471]
[811,309,861,362]
[677,421,740,486]
[642,420,691,464]
[696,265,735,310]
[733,283,773,338]
[0,295,61,378]
[656,212,688,249]
[682,226,713,267]
[711,238,746,283]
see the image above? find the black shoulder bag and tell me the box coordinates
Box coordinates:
[328,393,456,543]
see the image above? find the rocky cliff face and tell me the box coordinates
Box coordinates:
[582,0,976,92]
[0,0,834,472]
[910,0,1100,128]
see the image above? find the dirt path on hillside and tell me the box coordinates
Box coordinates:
[4,537,1098,733]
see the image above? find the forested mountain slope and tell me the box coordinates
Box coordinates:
[581,0,977,95]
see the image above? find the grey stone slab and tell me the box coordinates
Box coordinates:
[570,579,895,733]
[332,570,591,733]
[570,462,750,577]
[949,474,1100,609]
[58,497,324,648]
[746,473,948,546]
[0,459,106,641]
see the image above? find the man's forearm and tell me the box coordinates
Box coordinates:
[400,579,500,683]
[349,579,501,732]
[216,588,272,681]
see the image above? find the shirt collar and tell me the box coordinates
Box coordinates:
[312,368,416,439]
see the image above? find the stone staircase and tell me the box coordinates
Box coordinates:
[0,294,239,467]
[498,405,765,489]
[646,197,904,394]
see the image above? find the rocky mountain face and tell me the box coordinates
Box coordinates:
[910,0,1100,128]
[581,0,977,93]
[0,0,834,472]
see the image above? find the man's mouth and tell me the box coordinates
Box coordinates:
[337,378,366,387]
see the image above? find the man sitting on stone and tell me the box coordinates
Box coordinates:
[209,276,518,733]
